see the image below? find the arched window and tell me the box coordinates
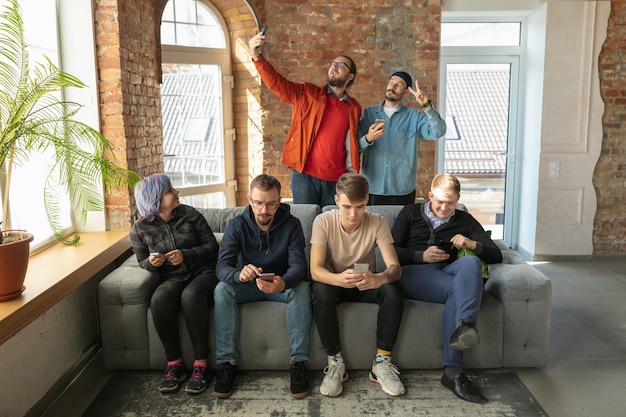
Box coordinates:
[160,0,235,208]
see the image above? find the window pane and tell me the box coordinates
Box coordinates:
[0,0,67,247]
[161,63,225,189]
[180,192,225,209]
[175,23,198,46]
[174,0,196,24]
[444,63,511,240]
[8,153,72,245]
[161,22,176,45]
[441,22,521,46]
[161,0,225,48]
[162,0,174,21]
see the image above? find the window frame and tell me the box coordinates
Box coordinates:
[160,0,236,207]
[439,14,528,249]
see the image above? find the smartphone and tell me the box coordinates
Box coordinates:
[353,263,369,273]
[436,240,454,254]
[150,252,163,257]
[374,118,385,126]
[260,24,267,35]
[258,272,274,281]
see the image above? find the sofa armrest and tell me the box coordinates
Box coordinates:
[98,256,160,369]
[485,258,552,367]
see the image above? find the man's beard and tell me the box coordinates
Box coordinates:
[385,90,402,103]
[256,214,272,226]
[328,74,349,88]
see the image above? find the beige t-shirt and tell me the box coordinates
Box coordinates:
[311,209,394,273]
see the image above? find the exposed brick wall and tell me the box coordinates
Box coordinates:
[249,0,442,201]
[95,0,163,227]
[596,0,626,254]
[96,0,442,222]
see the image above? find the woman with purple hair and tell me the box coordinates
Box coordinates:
[130,174,218,395]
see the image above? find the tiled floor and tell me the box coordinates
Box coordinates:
[514,258,626,417]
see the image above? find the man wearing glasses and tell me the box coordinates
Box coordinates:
[213,174,311,399]
[249,29,362,207]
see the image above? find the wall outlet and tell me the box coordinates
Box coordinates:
[549,161,560,178]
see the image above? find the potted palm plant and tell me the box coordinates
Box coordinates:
[0,0,138,301]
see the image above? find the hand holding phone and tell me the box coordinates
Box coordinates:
[436,240,454,254]
[260,24,267,35]
[258,272,274,282]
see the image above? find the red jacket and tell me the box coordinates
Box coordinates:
[253,56,362,175]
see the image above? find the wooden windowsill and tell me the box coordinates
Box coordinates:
[0,230,131,345]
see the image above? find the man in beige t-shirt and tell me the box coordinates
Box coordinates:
[310,173,405,398]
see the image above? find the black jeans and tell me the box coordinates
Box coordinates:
[151,271,218,362]
[311,281,404,355]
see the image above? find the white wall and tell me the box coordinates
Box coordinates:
[442,0,610,258]
[517,3,546,257]
[0,282,100,417]
[533,1,608,257]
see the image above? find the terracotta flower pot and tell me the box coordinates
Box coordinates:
[0,231,34,301]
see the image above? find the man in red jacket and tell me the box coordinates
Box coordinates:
[249,29,362,207]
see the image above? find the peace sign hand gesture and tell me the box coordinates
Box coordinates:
[408,79,430,108]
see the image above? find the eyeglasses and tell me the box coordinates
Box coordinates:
[329,61,350,71]
[250,200,280,210]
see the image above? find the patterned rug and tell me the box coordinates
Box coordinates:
[83,369,548,417]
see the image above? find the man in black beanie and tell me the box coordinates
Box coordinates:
[357,71,446,205]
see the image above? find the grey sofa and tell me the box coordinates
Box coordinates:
[98,204,552,371]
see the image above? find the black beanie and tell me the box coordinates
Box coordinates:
[390,71,413,89]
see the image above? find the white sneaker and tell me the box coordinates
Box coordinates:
[320,358,348,397]
[370,358,406,396]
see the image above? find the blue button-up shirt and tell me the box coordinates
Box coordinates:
[358,102,446,196]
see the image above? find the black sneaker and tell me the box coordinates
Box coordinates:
[213,363,238,399]
[449,319,480,351]
[185,362,211,394]
[159,361,187,393]
[290,361,310,399]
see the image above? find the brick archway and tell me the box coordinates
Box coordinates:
[96,0,261,228]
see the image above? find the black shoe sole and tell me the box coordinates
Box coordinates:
[159,376,187,393]
[213,389,234,399]
[159,386,182,393]
[450,329,480,351]
[291,388,310,399]
[185,384,208,395]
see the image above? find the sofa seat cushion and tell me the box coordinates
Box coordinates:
[144,290,502,371]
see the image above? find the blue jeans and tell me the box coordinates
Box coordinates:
[399,256,483,368]
[291,170,337,207]
[214,280,311,365]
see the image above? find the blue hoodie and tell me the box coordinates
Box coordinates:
[216,203,307,289]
